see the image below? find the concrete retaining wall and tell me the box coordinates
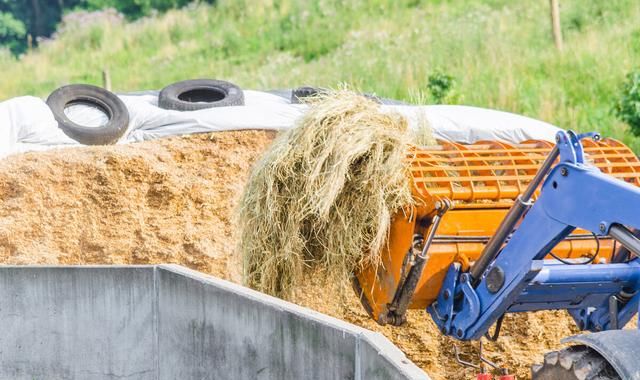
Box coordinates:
[0,265,429,380]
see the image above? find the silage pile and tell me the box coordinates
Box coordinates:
[0,130,275,280]
[239,91,415,296]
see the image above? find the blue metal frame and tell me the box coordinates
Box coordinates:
[429,130,640,340]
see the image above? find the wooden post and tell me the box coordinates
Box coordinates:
[550,0,563,51]
[102,68,112,91]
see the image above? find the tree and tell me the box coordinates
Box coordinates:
[0,11,26,53]
[0,0,70,53]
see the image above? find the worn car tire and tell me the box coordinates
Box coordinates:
[46,84,129,145]
[158,79,244,111]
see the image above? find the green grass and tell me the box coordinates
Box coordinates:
[1,0,640,150]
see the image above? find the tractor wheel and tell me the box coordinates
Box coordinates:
[531,345,620,380]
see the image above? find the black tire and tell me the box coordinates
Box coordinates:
[290,86,407,105]
[46,84,129,146]
[291,86,325,104]
[531,345,620,380]
[158,79,244,111]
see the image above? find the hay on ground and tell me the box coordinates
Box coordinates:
[238,90,416,297]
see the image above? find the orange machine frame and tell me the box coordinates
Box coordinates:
[354,138,640,325]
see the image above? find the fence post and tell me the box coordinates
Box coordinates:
[549,0,563,51]
[102,68,112,91]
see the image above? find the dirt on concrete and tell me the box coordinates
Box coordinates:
[0,130,583,379]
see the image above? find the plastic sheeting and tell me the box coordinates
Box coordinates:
[0,89,560,158]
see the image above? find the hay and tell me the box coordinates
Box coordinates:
[238,90,415,297]
[412,108,438,146]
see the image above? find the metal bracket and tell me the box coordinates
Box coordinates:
[556,130,578,164]
[569,307,593,331]
[451,273,481,339]
[556,130,601,165]
[428,262,460,335]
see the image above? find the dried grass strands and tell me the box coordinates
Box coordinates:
[411,108,438,146]
[238,90,416,297]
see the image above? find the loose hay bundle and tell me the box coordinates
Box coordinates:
[238,90,414,297]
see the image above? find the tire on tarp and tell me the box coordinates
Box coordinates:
[291,86,325,104]
[46,84,129,145]
[291,86,408,105]
[158,79,244,111]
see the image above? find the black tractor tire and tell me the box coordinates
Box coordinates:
[158,79,244,111]
[531,345,620,380]
[46,84,129,145]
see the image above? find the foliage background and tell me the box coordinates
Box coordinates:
[0,0,215,54]
[0,0,639,150]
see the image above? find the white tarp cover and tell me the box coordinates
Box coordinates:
[0,90,560,158]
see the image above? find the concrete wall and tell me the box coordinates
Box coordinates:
[0,265,429,380]
[0,266,156,380]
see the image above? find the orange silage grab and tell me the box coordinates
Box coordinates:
[354,138,640,324]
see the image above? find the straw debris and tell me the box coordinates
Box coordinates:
[238,90,415,297]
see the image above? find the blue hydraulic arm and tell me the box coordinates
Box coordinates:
[429,130,640,341]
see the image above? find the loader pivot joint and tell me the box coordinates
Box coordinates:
[485,266,505,294]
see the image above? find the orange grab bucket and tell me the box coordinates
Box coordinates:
[354,138,640,324]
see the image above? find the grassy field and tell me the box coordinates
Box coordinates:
[1,0,639,150]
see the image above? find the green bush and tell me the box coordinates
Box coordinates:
[427,72,456,104]
[614,70,640,136]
